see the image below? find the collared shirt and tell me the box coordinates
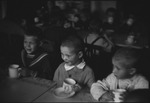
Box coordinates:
[90,73,149,101]
[53,61,95,88]
[64,60,86,71]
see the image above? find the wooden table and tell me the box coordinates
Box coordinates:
[0,77,56,102]
[33,87,97,102]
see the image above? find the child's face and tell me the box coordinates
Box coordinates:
[60,46,82,66]
[112,59,131,79]
[126,18,134,26]
[107,16,114,24]
[24,35,38,54]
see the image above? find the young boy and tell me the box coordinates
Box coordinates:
[20,26,52,80]
[53,35,95,91]
[90,47,149,102]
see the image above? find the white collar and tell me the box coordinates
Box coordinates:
[64,60,86,71]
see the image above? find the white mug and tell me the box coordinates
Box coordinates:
[113,89,126,102]
[8,64,21,78]
[63,78,76,93]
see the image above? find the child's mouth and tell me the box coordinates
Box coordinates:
[26,48,31,51]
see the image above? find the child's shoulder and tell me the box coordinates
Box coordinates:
[133,74,149,82]
[83,64,95,72]
[57,62,66,69]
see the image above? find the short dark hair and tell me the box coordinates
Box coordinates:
[61,35,84,53]
[112,47,141,69]
[24,25,43,41]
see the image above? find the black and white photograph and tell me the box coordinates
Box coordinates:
[0,0,149,102]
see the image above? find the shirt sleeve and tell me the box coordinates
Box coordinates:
[53,64,64,87]
[90,74,114,101]
[87,70,95,88]
[85,69,95,88]
[90,81,107,101]
[53,66,59,84]
[133,76,149,89]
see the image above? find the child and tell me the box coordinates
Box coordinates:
[90,47,149,102]
[102,7,119,34]
[53,35,95,91]
[20,26,52,80]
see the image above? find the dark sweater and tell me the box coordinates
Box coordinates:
[21,48,52,80]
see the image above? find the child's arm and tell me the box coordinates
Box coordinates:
[53,64,64,87]
[129,75,149,90]
[90,73,115,101]
[90,81,107,101]
[53,67,59,85]
[99,90,114,102]
[20,67,33,77]
[86,69,95,88]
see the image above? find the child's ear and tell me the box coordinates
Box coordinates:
[78,51,83,58]
[129,68,136,75]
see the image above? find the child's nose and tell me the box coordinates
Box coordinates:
[26,43,30,47]
[63,56,68,61]
[112,68,117,74]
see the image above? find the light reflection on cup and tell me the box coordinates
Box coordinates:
[8,64,20,78]
[63,78,76,93]
[113,89,126,102]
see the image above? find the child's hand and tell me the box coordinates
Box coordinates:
[20,67,32,77]
[30,71,37,78]
[119,91,128,101]
[72,84,81,92]
[20,67,28,77]
[63,83,81,93]
[99,91,114,102]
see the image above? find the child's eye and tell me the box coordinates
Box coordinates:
[61,54,70,58]
[116,67,121,70]
[114,66,121,70]
[66,55,71,58]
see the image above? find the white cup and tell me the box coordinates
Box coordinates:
[113,89,126,102]
[8,64,20,78]
[63,78,76,93]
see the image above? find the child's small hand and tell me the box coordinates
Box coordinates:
[119,91,128,101]
[20,67,27,77]
[30,71,37,77]
[72,84,81,92]
[63,85,73,93]
[99,91,114,102]
[63,83,81,93]
[20,67,32,77]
